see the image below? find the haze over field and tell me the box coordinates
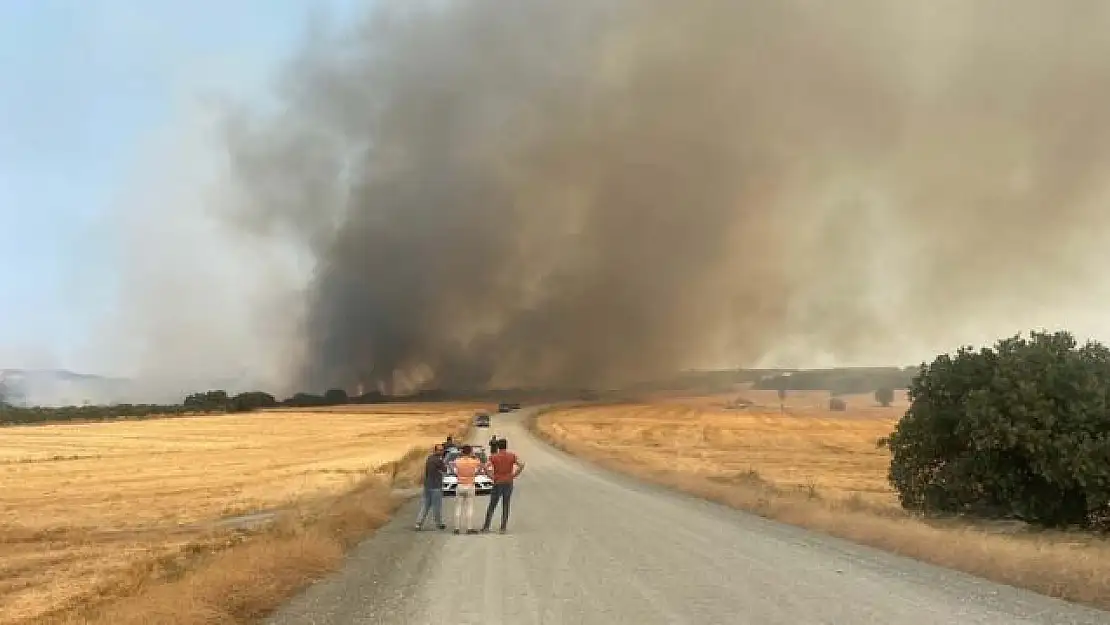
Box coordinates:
[36,1,1110,398]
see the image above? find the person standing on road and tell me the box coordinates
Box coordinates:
[482,438,524,534]
[452,445,482,534]
[415,444,447,531]
[488,434,498,456]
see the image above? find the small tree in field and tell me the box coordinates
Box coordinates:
[324,388,349,405]
[229,391,277,413]
[886,330,1110,529]
[875,387,894,407]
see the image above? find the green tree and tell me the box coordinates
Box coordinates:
[184,390,230,412]
[875,387,895,407]
[886,330,1110,529]
[324,388,349,405]
[229,391,277,413]
[285,392,326,407]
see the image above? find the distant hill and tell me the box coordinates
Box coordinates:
[0,369,277,407]
[0,369,135,407]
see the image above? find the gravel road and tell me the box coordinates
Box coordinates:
[267,409,1109,625]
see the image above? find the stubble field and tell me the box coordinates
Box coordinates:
[0,403,475,625]
[541,390,905,506]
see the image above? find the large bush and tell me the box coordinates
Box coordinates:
[229,391,278,412]
[886,330,1110,529]
[183,390,231,412]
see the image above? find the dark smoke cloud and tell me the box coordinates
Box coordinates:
[220,0,1110,393]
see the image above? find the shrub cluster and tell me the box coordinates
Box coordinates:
[886,330,1110,530]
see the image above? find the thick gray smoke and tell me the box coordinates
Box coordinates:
[206,0,1110,393]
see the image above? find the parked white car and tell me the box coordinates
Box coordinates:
[442,447,493,496]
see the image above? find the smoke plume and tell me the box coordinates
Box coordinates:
[108,0,1110,395]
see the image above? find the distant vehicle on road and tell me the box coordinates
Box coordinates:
[497,402,521,413]
[442,447,492,496]
[474,413,491,427]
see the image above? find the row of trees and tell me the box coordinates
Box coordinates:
[0,382,543,426]
[182,390,280,412]
[0,402,194,425]
[0,386,369,426]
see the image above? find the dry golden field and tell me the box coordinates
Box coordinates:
[543,390,906,505]
[535,393,1110,611]
[0,403,476,625]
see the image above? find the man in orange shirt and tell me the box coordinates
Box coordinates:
[482,438,525,534]
[451,445,482,534]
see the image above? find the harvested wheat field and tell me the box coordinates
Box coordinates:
[0,403,476,625]
[644,388,910,416]
[542,392,904,505]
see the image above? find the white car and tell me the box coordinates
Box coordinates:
[442,449,493,496]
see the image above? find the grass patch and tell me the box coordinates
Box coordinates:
[57,477,397,625]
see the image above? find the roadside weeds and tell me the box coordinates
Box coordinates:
[529,410,1110,613]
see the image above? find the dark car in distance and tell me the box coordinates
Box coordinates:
[474,413,491,427]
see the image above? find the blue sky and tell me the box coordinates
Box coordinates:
[0,0,362,370]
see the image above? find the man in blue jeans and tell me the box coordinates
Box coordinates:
[415,443,447,531]
[482,438,525,533]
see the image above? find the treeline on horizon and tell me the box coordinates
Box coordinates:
[751,367,919,395]
[0,387,400,426]
[0,366,919,426]
[0,385,559,426]
[629,366,920,396]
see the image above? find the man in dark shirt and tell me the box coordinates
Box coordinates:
[415,443,447,531]
[444,436,459,457]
